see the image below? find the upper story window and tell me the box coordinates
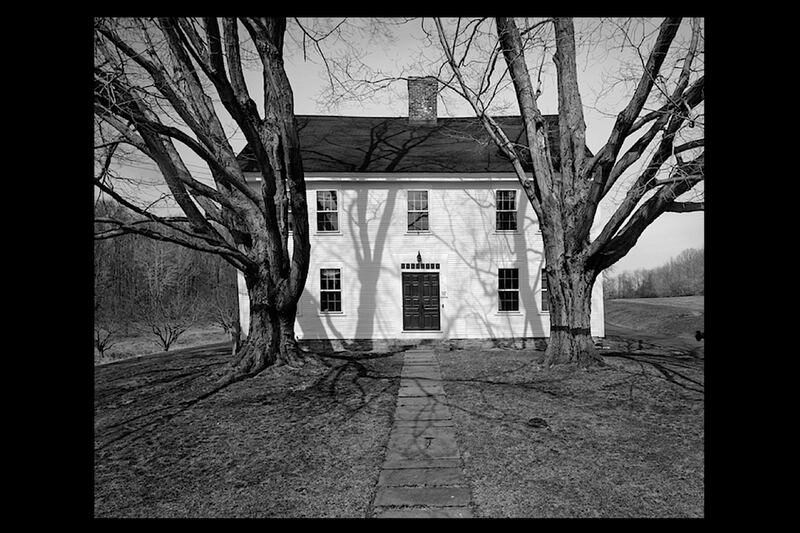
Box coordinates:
[320,268,342,312]
[407,190,429,232]
[496,190,517,231]
[498,268,520,311]
[541,267,550,312]
[316,191,339,232]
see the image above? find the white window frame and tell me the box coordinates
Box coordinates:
[495,189,518,233]
[315,190,341,234]
[497,267,521,313]
[319,267,343,314]
[406,189,431,233]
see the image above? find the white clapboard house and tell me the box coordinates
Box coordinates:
[235,77,604,350]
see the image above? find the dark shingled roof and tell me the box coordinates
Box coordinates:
[236,115,564,174]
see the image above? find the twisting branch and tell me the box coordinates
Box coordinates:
[435,17,545,223]
[582,17,682,184]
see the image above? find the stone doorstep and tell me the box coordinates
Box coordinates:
[382,458,462,470]
[373,487,471,508]
[374,507,474,519]
[378,467,465,487]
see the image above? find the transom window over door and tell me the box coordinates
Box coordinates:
[496,190,517,231]
[407,190,429,232]
[498,268,520,311]
[320,268,342,312]
[317,191,339,232]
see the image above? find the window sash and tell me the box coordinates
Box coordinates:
[496,190,517,231]
[320,268,342,312]
[498,290,519,311]
[316,191,339,232]
[407,191,429,231]
[407,212,429,231]
[498,268,520,311]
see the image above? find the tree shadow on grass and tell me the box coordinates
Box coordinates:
[95,347,405,453]
[433,346,704,441]
[601,350,704,395]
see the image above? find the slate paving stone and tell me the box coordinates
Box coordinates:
[401,368,442,376]
[374,487,471,507]
[398,386,445,397]
[378,467,465,487]
[375,507,474,518]
[392,419,455,428]
[396,395,447,406]
[394,407,452,421]
[382,458,462,469]
[389,425,457,439]
[385,434,460,461]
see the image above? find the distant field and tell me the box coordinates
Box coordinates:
[95,323,230,366]
[614,296,704,313]
[604,296,704,355]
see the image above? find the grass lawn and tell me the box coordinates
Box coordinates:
[437,346,704,518]
[95,297,704,518]
[94,345,403,518]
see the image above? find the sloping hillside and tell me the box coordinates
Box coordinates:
[604,296,704,354]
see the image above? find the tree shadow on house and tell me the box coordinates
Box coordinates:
[433,187,546,349]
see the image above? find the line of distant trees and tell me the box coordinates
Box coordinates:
[603,247,703,299]
[94,200,239,356]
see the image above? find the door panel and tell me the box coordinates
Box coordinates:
[403,272,440,331]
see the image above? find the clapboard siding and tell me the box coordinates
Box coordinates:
[237,176,605,341]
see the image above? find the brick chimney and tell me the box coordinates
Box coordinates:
[407,76,438,126]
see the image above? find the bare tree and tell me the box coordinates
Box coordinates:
[430,17,704,367]
[94,322,119,360]
[137,294,200,352]
[94,17,313,386]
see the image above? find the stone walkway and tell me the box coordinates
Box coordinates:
[370,349,474,518]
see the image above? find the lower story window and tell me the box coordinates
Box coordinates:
[498,268,519,311]
[320,268,342,312]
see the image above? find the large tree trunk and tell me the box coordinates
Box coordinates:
[219,274,308,386]
[544,260,604,368]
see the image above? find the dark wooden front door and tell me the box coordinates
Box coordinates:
[402,272,440,330]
